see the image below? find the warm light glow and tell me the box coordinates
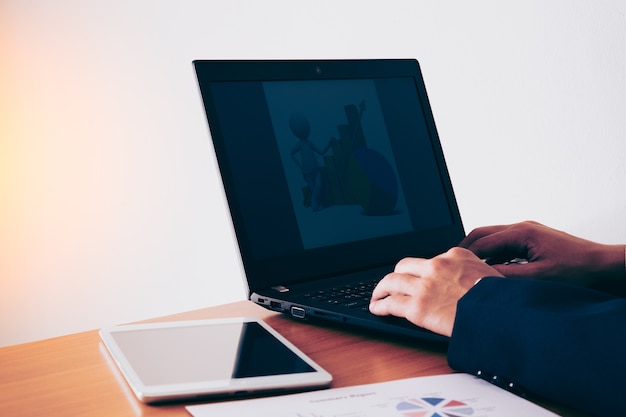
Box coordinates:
[0,2,248,347]
[0,3,140,344]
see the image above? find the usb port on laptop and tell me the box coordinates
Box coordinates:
[290,306,306,319]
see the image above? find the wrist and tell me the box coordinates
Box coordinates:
[588,244,626,294]
[596,244,626,278]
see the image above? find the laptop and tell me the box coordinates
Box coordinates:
[193,59,464,344]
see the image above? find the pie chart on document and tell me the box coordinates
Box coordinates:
[395,397,475,417]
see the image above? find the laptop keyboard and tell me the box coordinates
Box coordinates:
[303,279,380,312]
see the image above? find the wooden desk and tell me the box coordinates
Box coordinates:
[1,301,583,417]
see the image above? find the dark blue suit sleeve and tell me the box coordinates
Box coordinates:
[447,277,626,417]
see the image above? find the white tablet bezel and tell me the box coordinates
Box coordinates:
[99,317,332,403]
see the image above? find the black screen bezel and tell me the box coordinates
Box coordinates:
[193,59,465,292]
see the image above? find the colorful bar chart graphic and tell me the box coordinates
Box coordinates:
[396,397,474,417]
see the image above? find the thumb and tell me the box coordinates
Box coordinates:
[490,261,540,279]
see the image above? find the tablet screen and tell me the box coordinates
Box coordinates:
[109,320,315,385]
[100,318,332,403]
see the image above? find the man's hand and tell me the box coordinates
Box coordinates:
[369,248,503,337]
[459,220,626,286]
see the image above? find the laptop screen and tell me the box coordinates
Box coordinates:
[194,60,464,291]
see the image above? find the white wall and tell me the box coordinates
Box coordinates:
[2,0,625,347]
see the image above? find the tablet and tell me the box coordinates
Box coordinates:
[99,317,333,403]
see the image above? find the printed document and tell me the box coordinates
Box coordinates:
[187,373,558,417]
